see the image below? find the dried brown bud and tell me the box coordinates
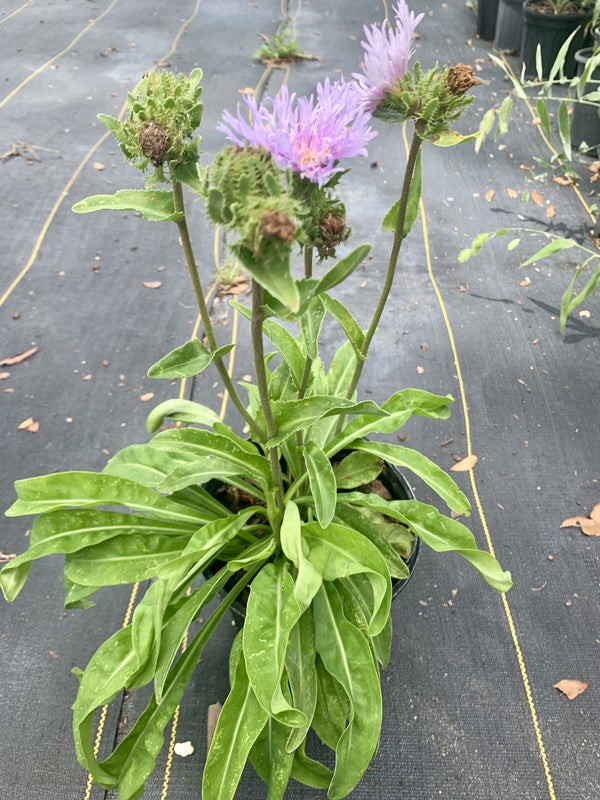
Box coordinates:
[138,121,169,164]
[447,64,481,96]
[319,213,346,246]
[258,210,296,243]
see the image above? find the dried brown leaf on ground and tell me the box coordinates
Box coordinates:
[485,189,495,202]
[140,392,154,402]
[142,281,162,289]
[553,175,575,186]
[546,205,556,218]
[93,162,105,171]
[450,454,478,472]
[554,679,588,700]
[560,505,600,536]
[531,190,543,207]
[0,345,38,366]
[506,188,518,199]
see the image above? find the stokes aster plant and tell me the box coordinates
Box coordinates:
[1,4,511,799]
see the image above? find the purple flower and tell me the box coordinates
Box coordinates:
[218,78,376,186]
[354,0,425,112]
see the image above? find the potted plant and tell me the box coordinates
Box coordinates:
[521,0,596,78]
[0,3,512,799]
[477,0,500,41]
[495,0,525,52]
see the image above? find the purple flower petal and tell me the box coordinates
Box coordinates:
[218,79,376,186]
[354,0,425,112]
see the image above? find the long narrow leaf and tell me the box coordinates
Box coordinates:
[304,441,337,528]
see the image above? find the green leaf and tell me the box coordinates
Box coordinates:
[147,339,234,380]
[299,295,326,360]
[150,428,272,489]
[433,130,478,147]
[248,718,295,800]
[320,293,365,355]
[268,397,387,447]
[102,444,195,489]
[302,521,391,635]
[348,440,470,514]
[333,451,383,489]
[558,100,572,161]
[536,98,551,137]
[313,583,382,800]
[72,189,183,222]
[203,648,269,800]
[521,237,575,266]
[72,625,139,788]
[314,244,371,294]
[170,160,204,193]
[333,503,411,581]
[342,494,512,592]
[231,300,305,388]
[0,510,196,602]
[339,573,393,667]
[244,560,305,726]
[285,609,318,752]
[312,653,351,748]
[280,501,322,614]
[64,533,190,586]
[382,150,421,237]
[98,575,248,800]
[5,471,205,523]
[560,263,600,334]
[304,441,337,528]
[497,96,514,136]
[234,241,300,312]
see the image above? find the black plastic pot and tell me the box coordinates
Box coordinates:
[495,0,524,52]
[477,0,500,40]
[205,461,421,628]
[571,47,600,151]
[521,0,593,79]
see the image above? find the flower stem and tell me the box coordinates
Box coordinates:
[171,179,266,442]
[345,123,425,400]
[251,279,285,518]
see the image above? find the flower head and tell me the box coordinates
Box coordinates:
[218,78,375,187]
[354,0,424,112]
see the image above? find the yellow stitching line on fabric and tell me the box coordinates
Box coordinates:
[82,582,139,800]
[0,0,122,109]
[402,122,557,800]
[0,130,111,310]
[0,0,32,26]
[500,53,595,221]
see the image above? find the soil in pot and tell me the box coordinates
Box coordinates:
[521,0,593,78]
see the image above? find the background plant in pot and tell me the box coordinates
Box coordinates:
[0,3,512,799]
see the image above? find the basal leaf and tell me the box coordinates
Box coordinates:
[243,560,305,727]
[285,609,318,753]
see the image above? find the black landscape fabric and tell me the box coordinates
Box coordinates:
[1,1,599,799]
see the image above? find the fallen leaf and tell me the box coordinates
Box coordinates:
[531,190,543,207]
[17,417,34,430]
[553,175,575,186]
[519,277,531,287]
[49,650,59,659]
[140,392,154,402]
[27,420,40,433]
[450,454,478,472]
[206,702,222,756]
[485,189,495,202]
[546,205,556,218]
[554,679,588,700]
[174,741,194,757]
[506,188,519,199]
[0,345,38,366]
[560,510,600,536]
[142,281,162,289]
[93,162,105,171]
[588,160,600,174]
[416,365,425,374]
[579,309,591,318]
[0,551,16,564]
[0,372,10,380]
[238,87,255,95]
